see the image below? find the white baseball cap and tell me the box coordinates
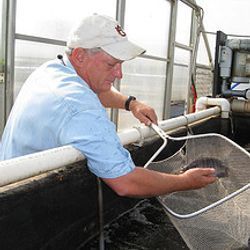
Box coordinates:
[67,14,146,61]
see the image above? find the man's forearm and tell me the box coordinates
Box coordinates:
[102,167,216,198]
[98,87,127,109]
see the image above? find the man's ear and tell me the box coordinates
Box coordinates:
[70,48,86,66]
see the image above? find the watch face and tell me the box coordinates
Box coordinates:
[125,96,136,111]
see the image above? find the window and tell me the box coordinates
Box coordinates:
[125,0,170,58]
[117,0,170,130]
[118,57,166,131]
[176,1,192,46]
[16,0,116,41]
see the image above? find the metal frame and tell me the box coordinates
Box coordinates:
[109,0,126,126]
[163,0,205,119]
[186,6,199,114]
[4,0,16,123]
[163,0,178,119]
[15,33,66,46]
[5,0,15,117]
[0,0,7,134]
[160,183,250,219]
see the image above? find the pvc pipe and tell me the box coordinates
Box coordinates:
[0,107,221,187]
[119,106,220,146]
[231,99,250,113]
[195,97,230,118]
[0,146,84,187]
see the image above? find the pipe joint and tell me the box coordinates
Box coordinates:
[195,97,230,118]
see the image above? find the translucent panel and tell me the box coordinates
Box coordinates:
[172,65,189,102]
[196,0,250,36]
[174,47,190,65]
[196,35,211,65]
[14,40,65,99]
[176,1,192,45]
[170,65,189,117]
[206,33,216,64]
[118,58,167,131]
[196,34,216,65]
[16,0,116,40]
[125,0,170,58]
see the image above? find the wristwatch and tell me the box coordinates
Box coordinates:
[125,96,136,111]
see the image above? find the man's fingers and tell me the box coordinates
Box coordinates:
[146,111,158,125]
[198,168,217,183]
[135,113,152,126]
[130,101,158,125]
[199,168,216,176]
[141,109,158,125]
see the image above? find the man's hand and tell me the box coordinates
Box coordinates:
[98,88,158,125]
[180,168,217,190]
[129,100,158,126]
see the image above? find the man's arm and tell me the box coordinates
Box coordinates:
[98,87,127,108]
[102,167,217,198]
[98,87,158,125]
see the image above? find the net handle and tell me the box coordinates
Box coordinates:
[144,124,191,168]
[143,124,168,168]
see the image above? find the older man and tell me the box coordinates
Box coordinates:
[0,14,216,197]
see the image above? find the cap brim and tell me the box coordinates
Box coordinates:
[101,40,146,61]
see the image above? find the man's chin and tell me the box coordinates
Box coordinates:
[105,82,113,89]
[98,85,112,94]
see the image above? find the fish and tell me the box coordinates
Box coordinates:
[178,157,229,178]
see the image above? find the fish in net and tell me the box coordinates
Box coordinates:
[145,125,250,250]
[177,157,228,178]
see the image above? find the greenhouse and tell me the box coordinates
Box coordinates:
[0,0,249,249]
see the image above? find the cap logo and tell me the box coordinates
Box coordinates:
[115,25,126,37]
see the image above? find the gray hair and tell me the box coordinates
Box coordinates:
[87,47,103,54]
[65,47,104,56]
[65,47,73,56]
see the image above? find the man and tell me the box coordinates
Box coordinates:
[0,14,216,197]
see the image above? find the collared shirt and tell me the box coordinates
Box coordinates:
[0,55,135,178]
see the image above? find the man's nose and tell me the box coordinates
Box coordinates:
[113,63,123,79]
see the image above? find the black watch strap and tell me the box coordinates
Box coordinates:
[125,96,136,111]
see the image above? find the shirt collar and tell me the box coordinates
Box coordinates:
[62,54,75,71]
[59,54,92,90]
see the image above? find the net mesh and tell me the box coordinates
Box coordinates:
[147,133,250,250]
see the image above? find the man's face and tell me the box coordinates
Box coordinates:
[82,51,123,93]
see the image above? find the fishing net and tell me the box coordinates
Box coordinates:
[146,125,250,250]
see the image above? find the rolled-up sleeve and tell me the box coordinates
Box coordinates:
[59,108,135,178]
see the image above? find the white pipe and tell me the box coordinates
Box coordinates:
[0,146,84,187]
[231,99,250,113]
[119,106,220,145]
[0,107,220,187]
[195,97,230,118]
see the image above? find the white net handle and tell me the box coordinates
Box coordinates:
[143,124,168,168]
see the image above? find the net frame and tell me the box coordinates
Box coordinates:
[145,124,250,219]
[145,124,250,249]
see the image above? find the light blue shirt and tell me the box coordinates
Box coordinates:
[0,55,135,178]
